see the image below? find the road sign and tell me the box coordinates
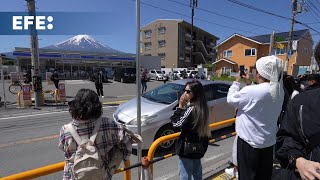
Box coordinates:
[58,82,66,102]
[22,84,32,106]
[288,49,293,57]
[277,43,285,49]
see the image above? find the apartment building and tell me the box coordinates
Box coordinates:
[141,19,219,68]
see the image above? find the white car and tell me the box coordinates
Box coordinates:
[113,79,236,151]
[148,69,167,81]
[186,70,199,78]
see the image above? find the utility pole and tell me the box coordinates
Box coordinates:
[284,0,298,73]
[26,0,43,106]
[190,0,198,67]
[0,54,6,109]
[269,31,275,56]
[135,0,143,179]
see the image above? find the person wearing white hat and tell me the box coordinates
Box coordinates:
[227,55,284,180]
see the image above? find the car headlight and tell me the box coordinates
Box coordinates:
[127,115,158,126]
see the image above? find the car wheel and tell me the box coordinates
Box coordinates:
[154,124,177,152]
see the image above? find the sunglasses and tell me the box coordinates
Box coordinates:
[184,89,191,94]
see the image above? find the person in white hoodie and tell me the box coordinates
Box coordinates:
[227,56,284,180]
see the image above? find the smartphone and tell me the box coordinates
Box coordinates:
[240,66,245,77]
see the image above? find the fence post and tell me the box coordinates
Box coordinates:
[141,156,152,180]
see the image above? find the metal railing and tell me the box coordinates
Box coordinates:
[1,118,236,180]
[147,118,236,174]
[0,161,131,180]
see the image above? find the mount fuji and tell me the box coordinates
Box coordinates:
[44,35,123,54]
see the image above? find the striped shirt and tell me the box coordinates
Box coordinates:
[58,117,132,180]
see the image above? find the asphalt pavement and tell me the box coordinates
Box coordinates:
[0,79,164,117]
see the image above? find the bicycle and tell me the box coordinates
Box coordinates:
[9,81,22,94]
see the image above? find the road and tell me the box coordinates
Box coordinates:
[0,80,234,179]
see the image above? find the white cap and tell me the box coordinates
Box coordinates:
[256,55,284,102]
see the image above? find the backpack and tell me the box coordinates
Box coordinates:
[66,119,105,180]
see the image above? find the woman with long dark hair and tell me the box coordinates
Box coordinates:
[58,89,132,180]
[170,80,210,180]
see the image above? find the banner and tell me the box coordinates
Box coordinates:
[58,82,66,102]
[22,84,32,106]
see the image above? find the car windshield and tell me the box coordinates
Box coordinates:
[156,70,162,74]
[142,83,184,104]
[125,68,136,74]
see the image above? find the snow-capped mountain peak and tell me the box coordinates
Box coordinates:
[44,35,122,54]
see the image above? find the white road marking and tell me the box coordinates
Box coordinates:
[0,106,114,120]
[65,80,91,84]
[203,153,225,163]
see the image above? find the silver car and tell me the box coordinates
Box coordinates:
[113,79,236,151]
[148,69,167,81]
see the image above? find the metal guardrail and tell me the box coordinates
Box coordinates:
[0,161,131,180]
[147,118,236,174]
[0,118,236,180]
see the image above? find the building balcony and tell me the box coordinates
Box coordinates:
[185,33,192,39]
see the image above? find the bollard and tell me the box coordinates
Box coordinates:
[141,156,153,180]
[17,91,22,108]
[54,89,58,105]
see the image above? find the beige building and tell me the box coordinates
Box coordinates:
[141,19,219,68]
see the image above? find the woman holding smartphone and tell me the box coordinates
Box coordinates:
[170,80,210,180]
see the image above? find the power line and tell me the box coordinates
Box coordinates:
[304,2,320,22]
[167,0,281,32]
[140,2,260,35]
[307,0,320,14]
[315,0,320,6]
[305,1,320,19]
[226,0,320,34]
[225,0,291,20]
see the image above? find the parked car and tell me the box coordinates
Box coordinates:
[113,79,236,151]
[148,69,168,81]
[113,67,136,83]
[186,70,199,78]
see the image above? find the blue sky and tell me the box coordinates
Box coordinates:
[0,0,319,53]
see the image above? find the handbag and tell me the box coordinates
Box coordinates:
[183,138,205,156]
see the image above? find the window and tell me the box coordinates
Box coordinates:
[145,42,151,51]
[144,54,151,56]
[203,85,215,101]
[144,30,152,38]
[158,53,166,60]
[245,48,256,56]
[223,50,232,57]
[158,27,166,34]
[272,47,286,55]
[213,84,230,99]
[158,40,166,48]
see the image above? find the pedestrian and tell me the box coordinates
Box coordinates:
[93,71,104,98]
[58,89,132,180]
[51,69,59,90]
[227,55,284,180]
[141,69,148,93]
[273,82,320,180]
[305,73,320,91]
[170,80,210,180]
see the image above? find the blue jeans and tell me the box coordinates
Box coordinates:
[178,157,202,180]
[141,81,147,93]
